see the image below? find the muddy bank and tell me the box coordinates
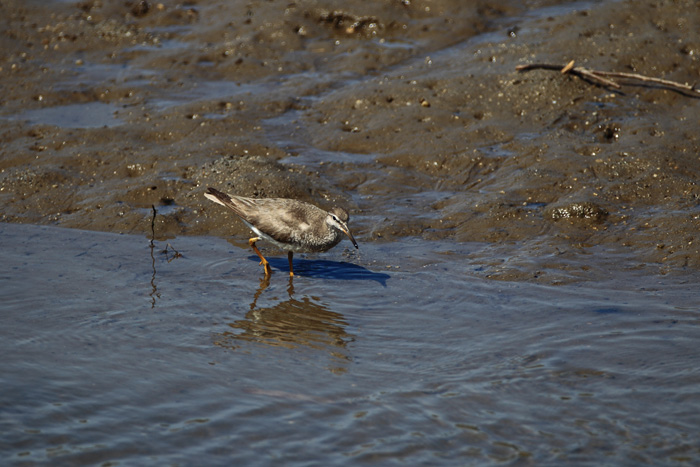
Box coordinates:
[1,0,699,281]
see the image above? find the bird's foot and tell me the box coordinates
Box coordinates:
[262,261,272,276]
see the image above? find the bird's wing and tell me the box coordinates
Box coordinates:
[244,200,317,244]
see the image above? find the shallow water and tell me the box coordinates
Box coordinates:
[9,102,123,129]
[2,223,698,465]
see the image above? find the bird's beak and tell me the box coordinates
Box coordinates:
[341,226,359,249]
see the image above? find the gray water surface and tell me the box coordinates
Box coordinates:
[1,223,698,465]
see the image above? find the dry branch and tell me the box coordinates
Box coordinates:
[516,61,700,97]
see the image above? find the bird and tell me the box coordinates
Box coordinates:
[204,187,358,277]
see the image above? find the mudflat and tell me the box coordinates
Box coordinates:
[1,0,699,281]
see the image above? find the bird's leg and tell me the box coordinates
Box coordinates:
[249,237,272,276]
[288,251,294,277]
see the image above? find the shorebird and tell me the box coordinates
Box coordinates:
[204,187,358,277]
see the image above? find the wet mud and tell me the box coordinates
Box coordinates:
[1,0,699,281]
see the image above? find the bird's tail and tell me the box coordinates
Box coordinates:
[204,187,231,207]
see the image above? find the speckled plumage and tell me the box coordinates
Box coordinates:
[205,187,358,276]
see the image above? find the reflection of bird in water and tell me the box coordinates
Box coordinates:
[204,187,358,277]
[213,277,354,372]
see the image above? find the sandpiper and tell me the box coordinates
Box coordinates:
[205,187,358,277]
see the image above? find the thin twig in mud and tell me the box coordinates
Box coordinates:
[516,60,700,97]
[150,205,157,247]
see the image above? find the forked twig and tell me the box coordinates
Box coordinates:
[516,60,700,97]
[162,243,182,262]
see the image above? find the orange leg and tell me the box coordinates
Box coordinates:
[249,237,272,276]
[288,251,294,277]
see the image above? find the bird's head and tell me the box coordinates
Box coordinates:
[327,207,358,249]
